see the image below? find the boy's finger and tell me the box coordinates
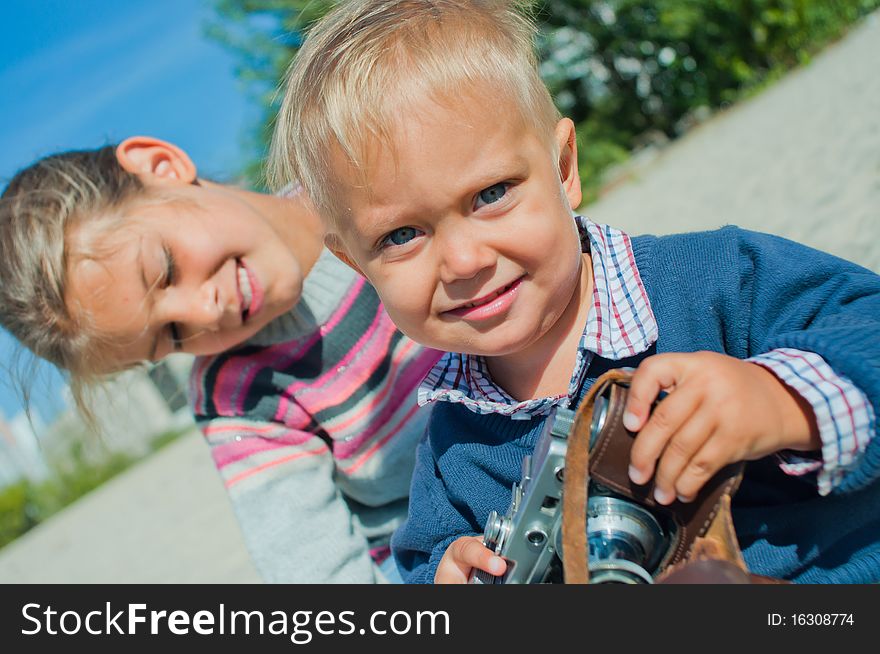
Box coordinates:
[453,536,506,574]
[624,355,683,432]
[672,433,728,501]
[435,536,501,584]
[649,407,715,505]
[628,383,702,486]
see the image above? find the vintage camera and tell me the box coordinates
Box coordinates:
[472,386,677,584]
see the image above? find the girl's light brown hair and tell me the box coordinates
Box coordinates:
[0,145,146,423]
[269,0,560,230]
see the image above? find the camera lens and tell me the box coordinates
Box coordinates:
[584,496,669,584]
[589,530,644,563]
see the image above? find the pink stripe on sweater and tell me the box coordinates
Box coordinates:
[334,346,440,459]
[209,342,303,416]
[203,396,312,434]
[290,313,397,417]
[342,401,423,474]
[327,338,419,433]
[210,428,316,469]
[225,443,329,488]
[204,422,292,437]
[274,301,385,423]
[189,356,212,412]
[212,277,367,415]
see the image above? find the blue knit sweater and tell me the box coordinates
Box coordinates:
[392,227,880,583]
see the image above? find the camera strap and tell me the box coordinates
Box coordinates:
[561,369,764,584]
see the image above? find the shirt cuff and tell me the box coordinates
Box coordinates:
[747,348,876,495]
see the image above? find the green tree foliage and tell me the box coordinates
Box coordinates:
[0,428,190,550]
[208,0,879,199]
[0,482,34,547]
[0,446,131,549]
[536,0,880,198]
[206,0,336,185]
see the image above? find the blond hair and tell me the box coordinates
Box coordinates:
[269,0,559,228]
[0,146,148,423]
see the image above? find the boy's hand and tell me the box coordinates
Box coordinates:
[623,351,820,505]
[434,536,506,584]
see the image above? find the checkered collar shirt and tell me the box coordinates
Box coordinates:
[417,215,658,420]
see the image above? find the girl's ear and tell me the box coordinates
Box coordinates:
[554,118,582,211]
[115,136,198,184]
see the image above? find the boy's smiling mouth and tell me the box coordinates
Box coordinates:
[443,276,525,320]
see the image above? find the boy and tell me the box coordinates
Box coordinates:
[269,0,880,583]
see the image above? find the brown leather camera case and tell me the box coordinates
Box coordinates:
[560,368,779,584]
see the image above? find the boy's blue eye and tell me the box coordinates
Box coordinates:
[384,227,420,247]
[476,182,508,207]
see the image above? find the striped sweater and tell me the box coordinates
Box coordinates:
[189,248,441,583]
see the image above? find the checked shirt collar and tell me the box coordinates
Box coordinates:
[418,216,658,420]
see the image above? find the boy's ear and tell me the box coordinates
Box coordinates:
[554,118,582,211]
[324,233,365,278]
[116,136,198,184]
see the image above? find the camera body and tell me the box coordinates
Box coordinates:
[472,386,677,584]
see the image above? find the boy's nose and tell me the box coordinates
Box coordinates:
[437,228,496,284]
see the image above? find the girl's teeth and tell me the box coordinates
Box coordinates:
[237,264,253,312]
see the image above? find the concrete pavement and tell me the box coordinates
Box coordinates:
[0,429,261,583]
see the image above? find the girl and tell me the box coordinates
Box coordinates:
[0,136,441,583]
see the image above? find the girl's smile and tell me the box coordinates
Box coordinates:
[66,177,319,367]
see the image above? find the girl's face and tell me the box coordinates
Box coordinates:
[66,183,304,367]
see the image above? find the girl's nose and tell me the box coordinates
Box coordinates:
[190,284,223,331]
[162,284,222,336]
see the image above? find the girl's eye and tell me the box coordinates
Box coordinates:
[475,182,508,208]
[381,227,422,248]
[169,322,182,352]
[163,245,177,288]
[163,245,181,351]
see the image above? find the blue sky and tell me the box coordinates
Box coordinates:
[0,0,260,421]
